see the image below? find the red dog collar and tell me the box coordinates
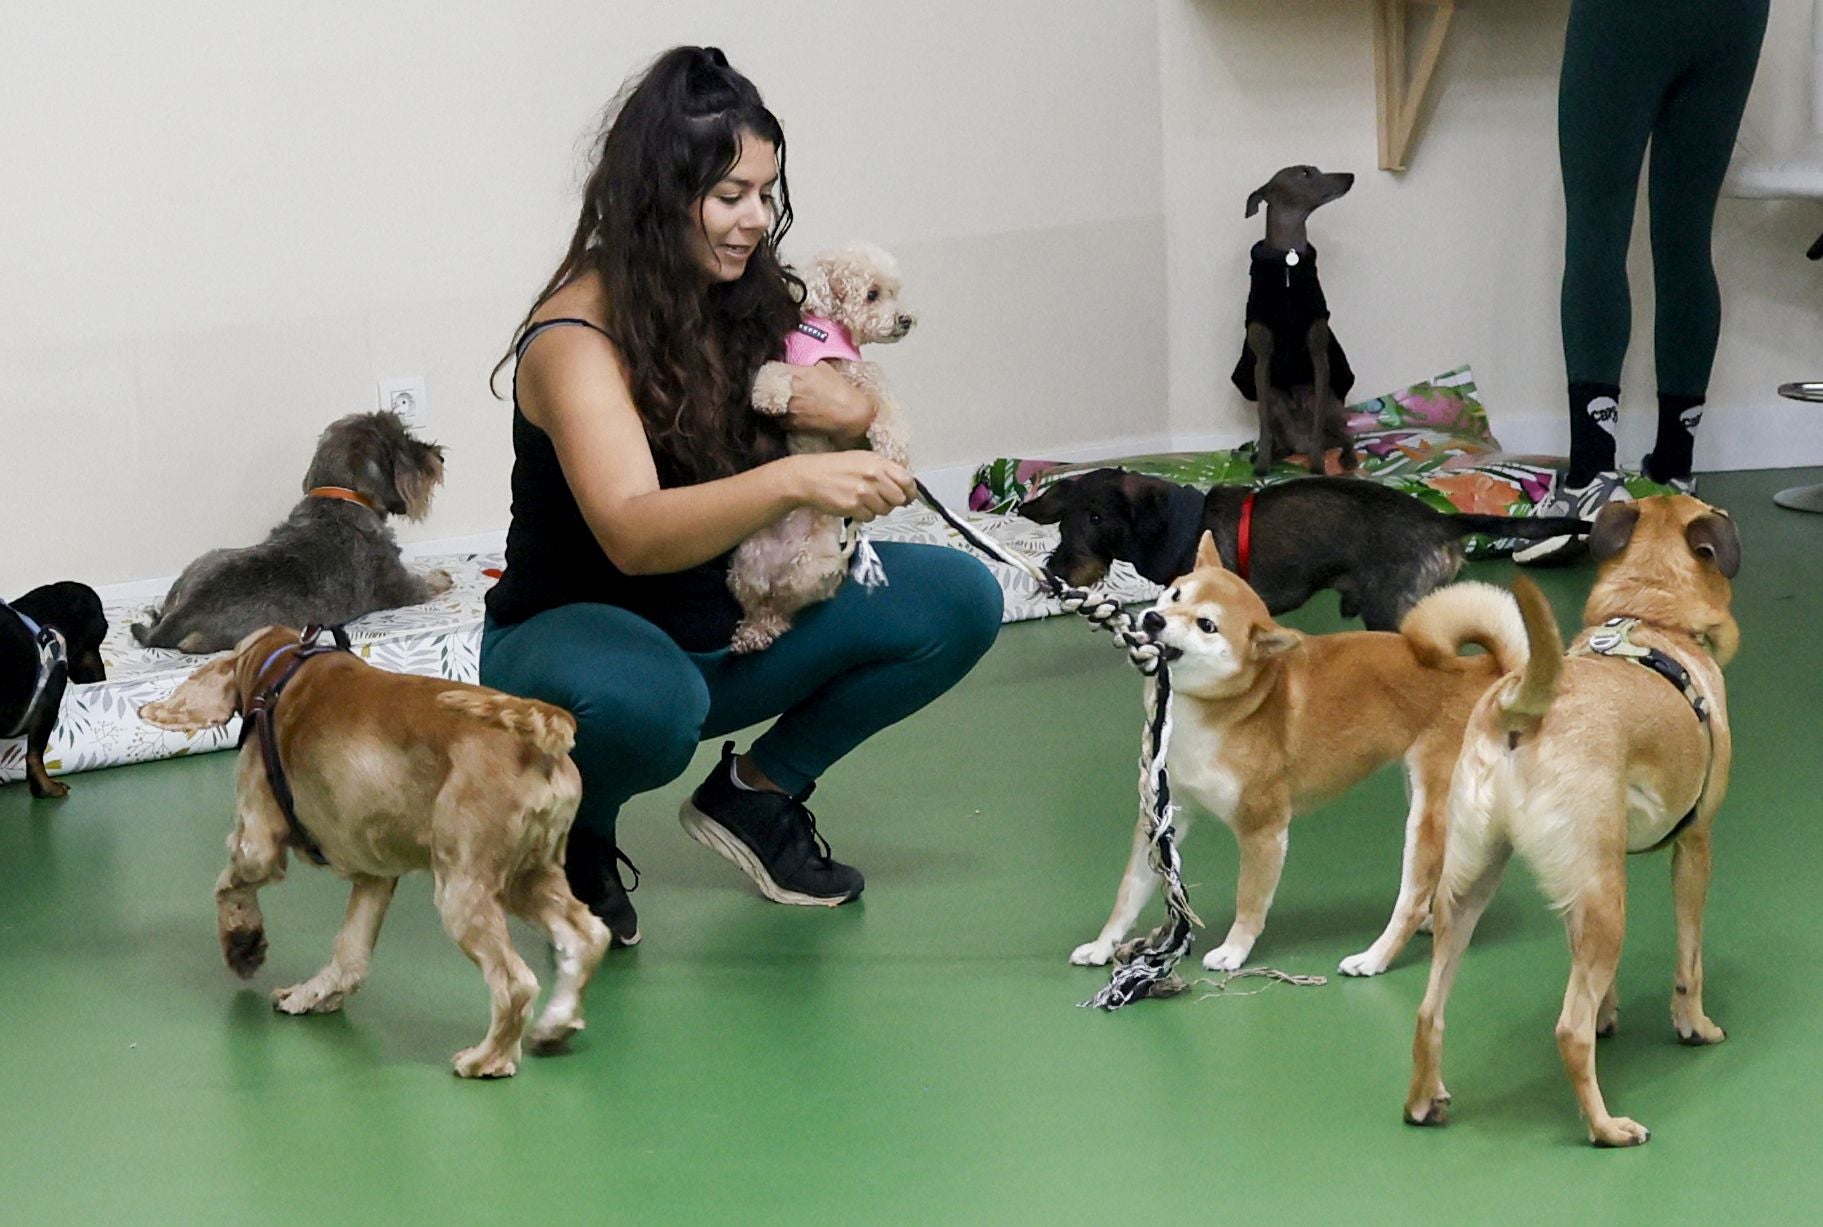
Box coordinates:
[1237,492,1256,582]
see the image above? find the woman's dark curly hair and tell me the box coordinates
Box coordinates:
[498,46,802,481]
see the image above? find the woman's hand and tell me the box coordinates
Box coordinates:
[784,361,875,442]
[781,451,918,522]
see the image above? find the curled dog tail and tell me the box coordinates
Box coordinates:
[437,690,577,758]
[1496,575,1564,726]
[1399,580,1529,678]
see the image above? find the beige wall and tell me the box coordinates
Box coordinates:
[10,0,1818,595]
[2,1,1166,591]
[1161,0,1823,465]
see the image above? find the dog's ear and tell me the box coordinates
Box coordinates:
[1245,188,1267,218]
[1195,530,1225,572]
[1017,482,1072,524]
[391,439,445,522]
[140,656,240,732]
[1250,624,1298,659]
[1686,510,1741,579]
[798,257,834,318]
[1588,502,1641,562]
[70,648,106,685]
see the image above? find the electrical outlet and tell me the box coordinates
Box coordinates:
[379,376,430,431]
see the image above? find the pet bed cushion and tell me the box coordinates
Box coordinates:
[4,514,1121,784]
[1,555,498,786]
[968,366,1578,558]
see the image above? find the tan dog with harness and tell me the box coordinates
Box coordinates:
[1404,495,1740,1146]
[141,625,609,1079]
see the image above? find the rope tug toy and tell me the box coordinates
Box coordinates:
[908,482,1200,1009]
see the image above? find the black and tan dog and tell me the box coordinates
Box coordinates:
[1404,496,1740,1147]
[1232,164,1357,474]
[2,582,108,797]
[1019,469,1590,631]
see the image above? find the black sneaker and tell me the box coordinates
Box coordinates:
[564,824,641,946]
[679,742,864,907]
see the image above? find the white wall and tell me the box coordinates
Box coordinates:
[1,0,1166,592]
[12,0,1819,597]
[1159,0,1823,466]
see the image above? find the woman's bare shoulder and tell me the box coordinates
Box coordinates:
[530,269,609,329]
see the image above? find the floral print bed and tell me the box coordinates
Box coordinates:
[971,366,1607,558]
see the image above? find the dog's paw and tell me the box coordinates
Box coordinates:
[1201,942,1252,972]
[452,1044,520,1079]
[271,979,351,1015]
[1070,940,1115,967]
[1338,948,1392,978]
[1590,1116,1651,1148]
[729,617,785,654]
[1403,1094,1450,1128]
[528,1017,585,1056]
[1675,1015,1726,1046]
[28,776,70,799]
[422,568,454,598]
[220,926,268,979]
[751,362,795,415]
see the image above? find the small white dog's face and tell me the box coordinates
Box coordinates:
[1142,533,1298,699]
[802,242,916,345]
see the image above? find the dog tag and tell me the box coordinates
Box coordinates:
[1284,251,1300,267]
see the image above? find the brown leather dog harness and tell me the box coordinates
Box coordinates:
[1573,617,1713,854]
[236,625,352,866]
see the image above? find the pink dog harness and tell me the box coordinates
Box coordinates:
[782,315,862,366]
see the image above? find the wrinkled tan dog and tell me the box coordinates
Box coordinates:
[1072,532,1528,977]
[141,627,609,1079]
[1405,496,1740,1146]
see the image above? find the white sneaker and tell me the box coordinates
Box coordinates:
[1513,471,1634,566]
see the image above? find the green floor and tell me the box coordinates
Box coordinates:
[4,468,1822,1224]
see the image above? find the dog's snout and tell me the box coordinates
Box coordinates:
[1142,611,1165,635]
[895,313,916,333]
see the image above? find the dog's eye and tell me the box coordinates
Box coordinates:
[1088,513,1102,526]
[1168,588,1180,602]
[1196,617,1217,634]
[866,288,880,302]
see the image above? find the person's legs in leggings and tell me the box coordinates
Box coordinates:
[676,543,1001,902]
[701,542,1003,793]
[1643,0,1770,485]
[1558,0,1672,488]
[480,603,710,938]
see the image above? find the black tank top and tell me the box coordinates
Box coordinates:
[483,318,751,652]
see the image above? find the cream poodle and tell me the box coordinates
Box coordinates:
[727,242,916,653]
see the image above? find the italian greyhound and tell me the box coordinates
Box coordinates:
[1230,165,1357,475]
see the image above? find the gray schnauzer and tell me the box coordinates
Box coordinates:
[132,412,449,654]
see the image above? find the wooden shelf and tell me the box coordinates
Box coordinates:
[1374,0,1458,171]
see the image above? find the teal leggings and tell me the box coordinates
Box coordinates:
[1559,0,1769,395]
[479,542,1002,840]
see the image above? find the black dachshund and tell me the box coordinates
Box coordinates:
[3,582,108,797]
[1020,469,1591,632]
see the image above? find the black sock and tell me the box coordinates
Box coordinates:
[1645,393,1703,483]
[1565,381,1621,487]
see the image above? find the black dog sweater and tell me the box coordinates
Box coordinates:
[1230,241,1354,403]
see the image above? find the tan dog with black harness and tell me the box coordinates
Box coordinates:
[1404,495,1740,1147]
[141,626,609,1079]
